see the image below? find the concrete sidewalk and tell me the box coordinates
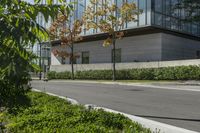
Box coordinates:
[32,78,200,86]
[38,80,200,92]
[33,79,200,88]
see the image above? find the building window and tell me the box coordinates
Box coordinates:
[70,57,77,64]
[61,57,65,64]
[196,51,200,59]
[82,51,90,64]
[154,0,162,12]
[112,48,121,63]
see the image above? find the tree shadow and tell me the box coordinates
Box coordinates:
[135,115,200,122]
[6,94,31,115]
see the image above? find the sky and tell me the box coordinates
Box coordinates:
[26,0,34,4]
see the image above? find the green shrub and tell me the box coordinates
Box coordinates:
[4,92,151,133]
[47,71,56,80]
[56,71,71,79]
[116,70,131,80]
[47,65,200,80]
[47,71,71,79]
[76,70,113,80]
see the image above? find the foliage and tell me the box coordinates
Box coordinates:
[3,91,150,133]
[49,7,83,80]
[0,0,70,107]
[83,0,139,46]
[48,65,200,80]
[48,71,71,80]
[83,0,140,80]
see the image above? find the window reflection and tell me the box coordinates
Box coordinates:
[152,0,199,37]
[59,0,199,37]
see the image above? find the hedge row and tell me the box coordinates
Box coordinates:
[47,65,200,80]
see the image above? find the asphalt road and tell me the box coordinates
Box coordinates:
[31,80,200,132]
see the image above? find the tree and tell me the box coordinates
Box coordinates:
[49,12,83,80]
[83,0,140,81]
[0,0,70,107]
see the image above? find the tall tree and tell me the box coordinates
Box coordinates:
[49,12,83,80]
[83,0,140,81]
[0,0,70,106]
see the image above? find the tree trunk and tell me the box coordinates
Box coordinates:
[39,42,42,80]
[112,38,116,81]
[71,44,75,80]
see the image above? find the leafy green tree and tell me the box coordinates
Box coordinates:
[0,0,70,107]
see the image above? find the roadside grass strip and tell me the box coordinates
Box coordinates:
[1,90,150,133]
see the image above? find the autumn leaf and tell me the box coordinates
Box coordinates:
[103,38,112,47]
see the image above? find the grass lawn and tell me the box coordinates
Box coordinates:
[0,91,151,133]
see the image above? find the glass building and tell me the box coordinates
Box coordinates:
[63,0,200,37]
[151,0,200,37]
[32,0,52,74]
[36,0,200,68]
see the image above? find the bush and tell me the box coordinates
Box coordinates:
[56,71,71,79]
[47,65,200,80]
[47,71,71,79]
[3,92,151,133]
[76,70,113,80]
[47,71,56,80]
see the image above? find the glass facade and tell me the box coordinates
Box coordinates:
[36,0,199,38]
[67,0,199,37]
[69,0,151,35]
[151,0,200,37]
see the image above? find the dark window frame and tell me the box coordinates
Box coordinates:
[82,51,90,64]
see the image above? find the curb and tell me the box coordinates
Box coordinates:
[43,79,200,86]
[32,89,198,133]
[37,80,200,91]
[93,106,197,133]
[32,89,79,105]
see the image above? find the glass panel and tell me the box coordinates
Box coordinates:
[127,0,138,28]
[164,16,171,29]
[77,0,85,19]
[171,0,179,17]
[154,0,162,12]
[171,17,179,30]
[139,0,146,26]
[154,13,162,26]
[85,0,94,35]
[146,0,151,25]
[82,51,90,64]
[165,0,171,15]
